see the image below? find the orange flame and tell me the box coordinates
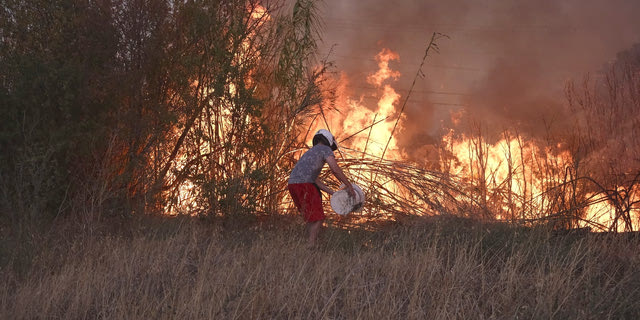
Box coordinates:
[366,48,400,86]
[444,130,574,216]
[582,187,640,232]
[164,4,270,215]
[250,5,270,22]
[314,48,403,160]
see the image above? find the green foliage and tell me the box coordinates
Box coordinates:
[0,0,119,227]
[275,0,322,102]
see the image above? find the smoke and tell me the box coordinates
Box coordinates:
[318,0,640,157]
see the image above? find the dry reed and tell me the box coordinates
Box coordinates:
[2,216,639,319]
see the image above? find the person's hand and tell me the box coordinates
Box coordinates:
[346,184,356,198]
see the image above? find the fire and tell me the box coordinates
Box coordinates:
[582,187,640,232]
[164,4,270,215]
[295,48,408,222]
[582,195,617,231]
[366,48,400,86]
[443,131,573,216]
[250,4,269,22]
[311,44,640,230]
[169,24,638,232]
[443,129,640,231]
[312,48,404,160]
[450,109,465,127]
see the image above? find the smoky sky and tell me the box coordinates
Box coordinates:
[316,0,640,152]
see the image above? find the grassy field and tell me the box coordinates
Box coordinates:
[2,214,640,319]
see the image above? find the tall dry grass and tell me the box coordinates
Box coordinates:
[1,216,640,319]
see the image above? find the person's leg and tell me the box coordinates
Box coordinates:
[307,220,323,247]
[290,183,325,246]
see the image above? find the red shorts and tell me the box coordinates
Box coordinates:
[288,183,324,222]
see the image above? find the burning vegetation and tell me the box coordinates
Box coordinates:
[299,40,640,232]
[3,1,640,318]
[1,0,639,234]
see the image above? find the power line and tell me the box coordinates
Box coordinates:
[344,84,471,96]
[330,54,482,71]
[321,16,569,33]
[358,95,467,107]
[321,45,503,57]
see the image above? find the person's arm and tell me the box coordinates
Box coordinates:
[326,155,356,198]
[314,178,334,195]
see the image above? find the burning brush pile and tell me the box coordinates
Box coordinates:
[318,123,639,232]
[327,150,468,221]
[305,36,485,228]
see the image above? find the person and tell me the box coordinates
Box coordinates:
[288,129,355,247]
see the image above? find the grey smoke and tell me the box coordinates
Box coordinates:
[318,0,640,156]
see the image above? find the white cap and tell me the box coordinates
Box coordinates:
[315,129,337,150]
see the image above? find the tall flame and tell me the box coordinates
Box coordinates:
[314,48,403,160]
[320,45,637,229]
[443,131,572,217]
[164,5,271,215]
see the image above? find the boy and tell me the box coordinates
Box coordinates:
[288,129,355,246]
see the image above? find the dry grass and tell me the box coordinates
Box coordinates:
[2,215,640,319]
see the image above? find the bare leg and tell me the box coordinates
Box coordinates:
[307,220,323,247]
